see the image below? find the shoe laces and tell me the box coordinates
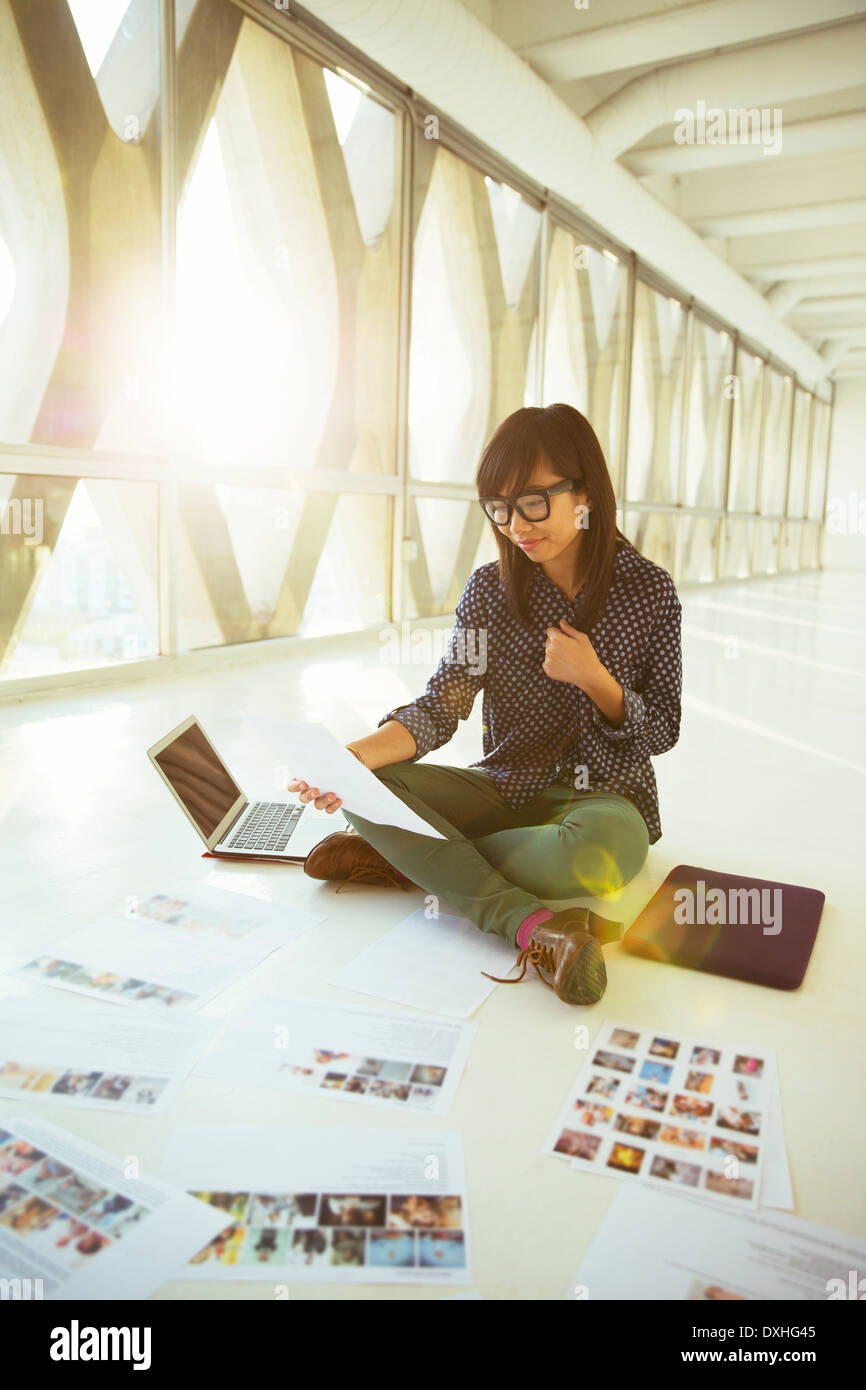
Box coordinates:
[482,940,557,990]
[335,863,411,893]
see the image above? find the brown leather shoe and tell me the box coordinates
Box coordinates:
[483,907,620,1005]
[303,831,412,893]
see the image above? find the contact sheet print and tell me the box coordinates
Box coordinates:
[0,1111,226,1299]
[545,1021,776,1210]
[161,1124,472,1285]
[195,995,475,1116]
[572,1186,866,1301]
[6,880,324,1013]
[0,997,218,1115]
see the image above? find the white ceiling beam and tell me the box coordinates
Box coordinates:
[516,0,866,83]
[733,223,866,271]
[674,148,866,223]
[766,282,808,316]
[797,275,866,301]
[767,275,866,315]
[690,199,866,237]
[748,256,866,280]
[822,341,855,368]
[826,362,865,378]
[809,325,866,339]
[792,294,866,316]
[625,111,866,174]
[731,223,866,276]
[585,22,866,158]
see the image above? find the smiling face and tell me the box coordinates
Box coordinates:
[494,455,592,566]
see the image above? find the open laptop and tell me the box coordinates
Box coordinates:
[147,715,348,863]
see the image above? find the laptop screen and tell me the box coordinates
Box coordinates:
[152,721,243,841]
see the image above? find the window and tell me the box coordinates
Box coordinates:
[759,369,793,516]
[543,229,629,490]
[682,318,734,510]
[727,352,764,514]
[626,282,687,505]
[786,389,812,519]
[406,145,540,614]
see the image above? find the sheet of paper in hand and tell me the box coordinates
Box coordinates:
[249,717,445,839]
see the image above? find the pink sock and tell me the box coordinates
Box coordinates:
[516,907,554,951]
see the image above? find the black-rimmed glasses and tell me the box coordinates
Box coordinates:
[479,479,578,526]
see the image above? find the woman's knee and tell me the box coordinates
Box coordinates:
[373,764,410,793]
[616,813,650,885]
[558,805,649,893]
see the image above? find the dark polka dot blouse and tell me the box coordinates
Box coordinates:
[379,537,683,844]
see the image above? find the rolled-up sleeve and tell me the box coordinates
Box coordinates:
[591,580,682,757]
[379,574,488,760]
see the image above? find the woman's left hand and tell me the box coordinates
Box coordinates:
[543,618,603,691]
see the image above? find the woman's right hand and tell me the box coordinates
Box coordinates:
[287,778,343,813]
[287,745,366,813]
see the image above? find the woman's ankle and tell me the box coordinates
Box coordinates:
[516,907,554,951]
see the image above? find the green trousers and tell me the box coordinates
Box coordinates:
[341,762,650,948]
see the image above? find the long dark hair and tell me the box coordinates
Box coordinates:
[475,403,629,632]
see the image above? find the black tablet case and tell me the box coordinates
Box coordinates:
[621,863,825,990]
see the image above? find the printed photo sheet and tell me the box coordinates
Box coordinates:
[0,996,218,1115]
[0,1110,226,1300]
[194,995,475,1116]
[6,879,324,1013]
[160,1123,471,1285]
[333,907,517,1019]
[571,1184,866,1301]
[545,1020,776,1211]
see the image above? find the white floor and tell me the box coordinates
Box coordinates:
[1,567,865,1300]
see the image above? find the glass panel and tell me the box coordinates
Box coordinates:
[720,519,753,579]
[801,523,820,569]
[543,229,629,491]
[624,510,676,573]
[625,281,687,504]
[753,519,781,574]
[779,521,802,571]
[807,399,830,519]
[1,1,162,452]
[403,498,498,618]
[0,477,159,678]
[680,514,720,584]
[727,352,764,512]
[682,319,734,509]
[408,148,541,484]
[786,389,811,518]
[174,23,400,474]
[758,369,792,516]
[300,493,390,636]
[177,488,390,648]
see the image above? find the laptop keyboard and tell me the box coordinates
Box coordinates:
[226,801,303,853]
